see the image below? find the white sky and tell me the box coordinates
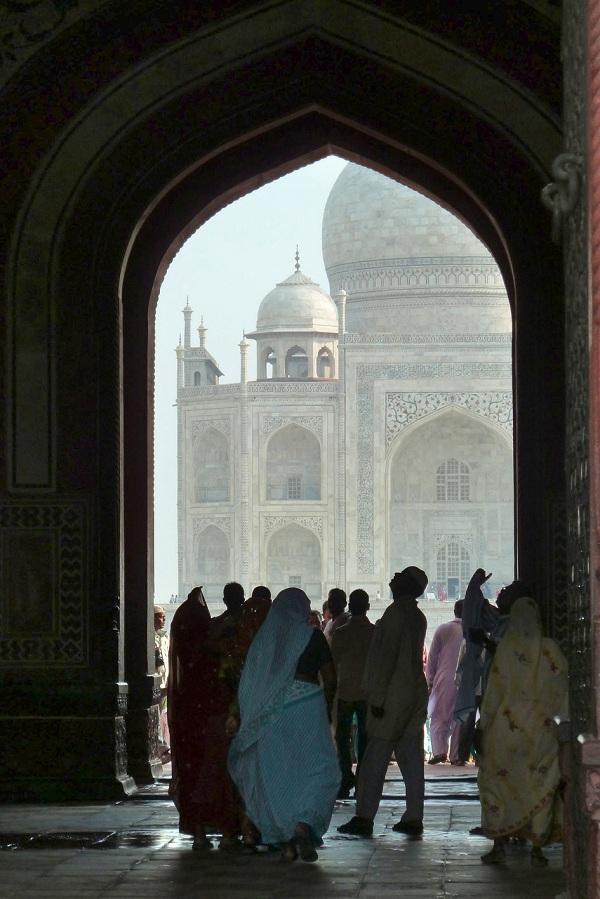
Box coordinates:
[154,155,348,601]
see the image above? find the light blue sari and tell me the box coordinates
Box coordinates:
[228,588,340,845]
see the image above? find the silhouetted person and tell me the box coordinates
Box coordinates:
[331,589,374,797]
[339,567,428,837]
[426,600,463,765]
[323,587,348,644]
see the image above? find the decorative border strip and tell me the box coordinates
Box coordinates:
[0,500,88,666]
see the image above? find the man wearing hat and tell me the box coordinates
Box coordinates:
[338,567,428,837]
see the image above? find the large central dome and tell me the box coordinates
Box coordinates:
[323,164,488,268]
[321,163,510,335]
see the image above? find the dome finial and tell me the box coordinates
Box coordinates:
[295,245,300,272]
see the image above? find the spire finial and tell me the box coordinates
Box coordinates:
[295,245,300,272]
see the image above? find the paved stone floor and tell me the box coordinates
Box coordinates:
[0,768,565,898]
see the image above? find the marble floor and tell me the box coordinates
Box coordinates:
[0,768,565,899]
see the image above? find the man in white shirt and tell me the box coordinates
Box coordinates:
[338,567,428,837]
[323,587,349,645]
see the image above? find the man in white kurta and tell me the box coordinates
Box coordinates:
[426,600,463,764]
[338,567,428,837]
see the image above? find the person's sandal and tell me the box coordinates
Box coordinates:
[280,840,298,861]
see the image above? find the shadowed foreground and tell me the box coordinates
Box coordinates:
[0,771,564,899]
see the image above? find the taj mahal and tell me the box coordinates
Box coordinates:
[176,163,514,619]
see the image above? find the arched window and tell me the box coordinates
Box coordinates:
[266,424,320,500]
[285,346,308,379]
[265,349,277,379]
[267,524,321,600]
[436,458,470,502]
[193,370,202,386]
[437,540,470,599]
[195,525,230,604]
[194,427,229,502]
[317,347,334,378]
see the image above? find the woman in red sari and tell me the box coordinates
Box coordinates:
[167,586,215,846]
[170,584,245,849]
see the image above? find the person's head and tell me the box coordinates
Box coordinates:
[497,580,529,616]
[508,595,541,636]
[389,567,428,600]
[454,599,463,620]
[322,599,332,623]
[308,609,323,628]
[273,587,311,623]
[349,589,370,616]
[251,585,271,602]
[327,587,347,619]
[223,581,245,612]
[154,606,166,632]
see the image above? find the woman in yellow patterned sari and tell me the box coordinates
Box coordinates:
[478,596,568,866]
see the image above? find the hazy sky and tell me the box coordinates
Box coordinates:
[154,155,348,601]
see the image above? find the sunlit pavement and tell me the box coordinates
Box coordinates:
[0,767,564,899]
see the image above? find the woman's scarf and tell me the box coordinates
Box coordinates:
[230,588,313,753]
[481,597,568,728]
[167,587,211,733]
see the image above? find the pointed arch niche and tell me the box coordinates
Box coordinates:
[194,524,231,604]
[386,406,514,599]
[193,426,230,503]
[265,423,321,501]
[266,523,322,600]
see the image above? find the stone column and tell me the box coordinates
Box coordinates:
[584,1,600,894]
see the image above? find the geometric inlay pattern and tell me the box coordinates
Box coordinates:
[262,415,323,439]
[0,500,88,666]
[385,391,513,445]
[192,516,232,540]
[263,515,324,539]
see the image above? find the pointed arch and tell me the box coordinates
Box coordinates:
[266,423,321,501]
[266,523,322,600]
[194,524,231,604]
[193,426,230,503]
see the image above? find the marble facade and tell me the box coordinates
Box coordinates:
[178,164,514,620]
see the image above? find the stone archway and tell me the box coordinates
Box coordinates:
[0,3,568,809]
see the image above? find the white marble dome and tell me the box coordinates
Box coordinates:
[321,162,511,335]
[255,268,338,334]
[322,163,488,267]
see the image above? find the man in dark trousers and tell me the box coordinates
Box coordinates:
[331,589,375,798]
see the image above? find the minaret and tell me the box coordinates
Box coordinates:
[182,299,193,348]
[175,335,184,389]
[239,331,249,384]
[197,316,207,349]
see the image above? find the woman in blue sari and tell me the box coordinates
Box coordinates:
[228,587,340,862]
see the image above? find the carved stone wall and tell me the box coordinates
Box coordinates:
[0,499,88,666]
[385,391,512,445]
[356,363,511,575]
[561,0,592,894]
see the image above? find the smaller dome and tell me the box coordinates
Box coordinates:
[254,269,339,334]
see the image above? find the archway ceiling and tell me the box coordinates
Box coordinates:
[1,0,561,225]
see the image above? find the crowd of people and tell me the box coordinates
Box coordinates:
[154,564,568,868]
